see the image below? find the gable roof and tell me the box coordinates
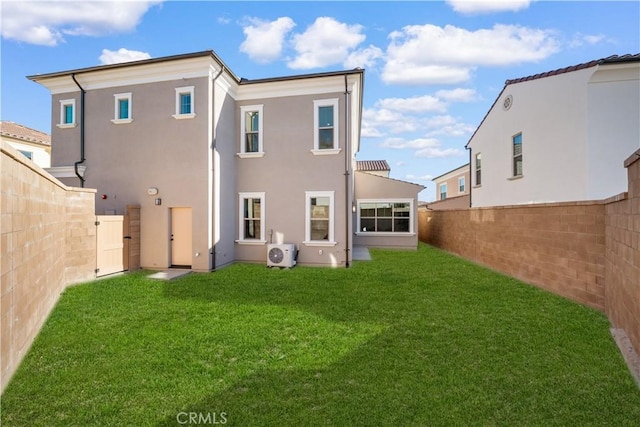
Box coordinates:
[356,160,390,172]
[466,53,640,148]
[431,163,469,182]
[0,121,50,146]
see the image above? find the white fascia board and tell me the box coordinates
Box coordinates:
[35,56,218,94]
[235,76,349,101]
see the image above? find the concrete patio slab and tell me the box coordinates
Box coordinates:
[352,246,372,261]
[147,269,191,281]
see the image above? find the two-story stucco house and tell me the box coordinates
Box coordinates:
[29,50,423,271]
[425,163,470,210]
[467,54,639,208]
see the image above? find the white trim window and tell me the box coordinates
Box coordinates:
[439,183,448,200]
[238,105,264,158]
[304,191,335,246]
[57,99,76,128]
[312,99,340,155]
[458,176,466,193]
[112,92,133,124]
[173,86,195,119]
[357,199,414,235]
[237,192,266,244]
[512,133,523,177]
[475,153,482,186]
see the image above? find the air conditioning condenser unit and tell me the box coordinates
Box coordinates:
[267,243,297,268]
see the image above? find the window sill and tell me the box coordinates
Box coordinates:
[111,118,133,124]
[172,113,196,120]
[235,240,267,245]
[356,232,415,237]
[56,123,77,129]
[237,152,265,159]
[311,148,342,156]
[472,184,482,188]
[302,240,337,247]
[508,175,524,181]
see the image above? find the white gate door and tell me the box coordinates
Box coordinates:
[96,215,124,277]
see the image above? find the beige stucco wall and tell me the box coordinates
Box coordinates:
[235,93,351,266]
[1,142,96,392]
[353,171,423,249]
[434,169,469,201]
[51,77,214,271]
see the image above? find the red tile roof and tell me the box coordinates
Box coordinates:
[0,121,51,146]
[356,160,390,172]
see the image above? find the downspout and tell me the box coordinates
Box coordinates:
[210,65,225,270]
[344,74,351,268]
[466,146,472,208]
[71,73,86,187]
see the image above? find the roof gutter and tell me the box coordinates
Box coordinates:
[71,73,86,187]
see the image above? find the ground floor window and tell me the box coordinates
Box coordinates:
[304,191,335,245]
[238,192,265,243]
[357,199,413,234]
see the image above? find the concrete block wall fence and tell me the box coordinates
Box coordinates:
[419,149,640,359]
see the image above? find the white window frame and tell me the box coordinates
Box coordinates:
[173,86,196,119]
[512,132,523,178]
[236,192,266,244]
[112,92,133,124]
[356,199,415,236]
[57,99,76,128]
[238,105,264,158]
[312,98,341,155]
[458,176,466,194]
[474,153,482,187]
[304,191,336,246]
[439,183,448,200]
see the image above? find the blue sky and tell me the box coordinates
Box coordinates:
[2,1,639,201]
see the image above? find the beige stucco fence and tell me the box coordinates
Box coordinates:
[419,149,640,359]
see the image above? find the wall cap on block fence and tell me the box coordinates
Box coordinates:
[623,149,640,168]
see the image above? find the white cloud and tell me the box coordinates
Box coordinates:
[288,17,366,69]
[568,32,607,48]
[415,147,466,158]
[99,48,151,65]
[380,137,441,150]
[424,115,477,137]
[447,0,532,15]
[376,95,447,113]
[1,1,162,46]
[240,17,296,64]
[435,88,478,103]
[344,45,384,69]
[383,23,559,85]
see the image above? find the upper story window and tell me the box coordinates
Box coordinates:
[475,153,482,186]
[173,86,195,119]
[237,192,266,244]
[458,176,466,193]
[304,191,335,246]
[57,99,76,128]
[358,200,413,234]
[238,105,264,158]
[18,150,33,160]
[513,133,523,177]
[312,99,340,155]
[439,183,447,200]
[112,93,132,124]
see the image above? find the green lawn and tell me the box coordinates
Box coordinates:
[2,244,639,426]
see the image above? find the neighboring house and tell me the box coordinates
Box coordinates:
[356,160,390,177]
[425,163,470,210]
[0,121,51,168]
[467,54,640,207]
[354,161,425,249]
[29,50,422,270]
